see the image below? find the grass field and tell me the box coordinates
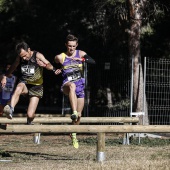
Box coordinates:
[0,133,169,170]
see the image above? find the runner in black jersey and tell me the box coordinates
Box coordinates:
[1,42,60,124]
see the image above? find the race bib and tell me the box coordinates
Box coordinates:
[21,65,35,76]
[66,69,81,82]
[4,85,13,92]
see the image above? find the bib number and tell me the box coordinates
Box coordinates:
[67,69,81,82]
[4,85,13,92]
[21,65,35,76]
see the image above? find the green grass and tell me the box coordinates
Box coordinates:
[80,136,170,146]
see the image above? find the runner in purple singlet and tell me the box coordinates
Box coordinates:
[54,34,95,149]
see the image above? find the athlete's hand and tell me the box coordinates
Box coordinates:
[54,69,62,75]
[1,76,7,88]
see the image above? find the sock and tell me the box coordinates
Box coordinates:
[73,111,77,115]
[72,133,76,138]
[27,118,33,124]
[9,105,14,112]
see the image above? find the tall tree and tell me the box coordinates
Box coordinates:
[127,0,169,124]
[126,0,149,124]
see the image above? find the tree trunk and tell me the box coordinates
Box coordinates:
[127,0,149,125]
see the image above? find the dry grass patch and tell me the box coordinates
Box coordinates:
[0,134,169,170]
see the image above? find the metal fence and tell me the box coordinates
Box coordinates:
[62,57,170,125]
[62,57,131,125]
[145,57,170,125]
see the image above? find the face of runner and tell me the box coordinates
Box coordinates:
[6,64,11,71]
[65,41,78,56]
[5,64,13,77]
[19,48,32,61]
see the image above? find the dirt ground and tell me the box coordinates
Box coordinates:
[0,133,170,170]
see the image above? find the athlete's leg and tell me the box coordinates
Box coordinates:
[4,82,28,119]
[63,82,79,120]
[63,82,77,112]
[70,97,84,149]
[0,104,4,116]
[72,98,84,125]
[10,82,28,108]
[27,96,40,124]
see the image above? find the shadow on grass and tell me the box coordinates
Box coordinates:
[2,150,83,161]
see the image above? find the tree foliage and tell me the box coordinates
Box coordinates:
[0,0,170,110]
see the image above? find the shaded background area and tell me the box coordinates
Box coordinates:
[1,0,170,119]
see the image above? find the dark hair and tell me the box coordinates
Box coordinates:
[15,42,30,55]
[66,34,78,43]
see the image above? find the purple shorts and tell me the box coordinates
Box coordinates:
[62,78,85,98]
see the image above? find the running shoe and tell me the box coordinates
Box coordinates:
[4,105,13,119]
[27,119,34,125]
[70,134,79,149]
[72,137,79,149]
[70,112,78,121]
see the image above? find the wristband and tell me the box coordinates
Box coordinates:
[81,58,85,62]
[52,67,56,72]
[83,55,96,64]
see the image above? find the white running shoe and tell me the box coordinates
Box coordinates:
[4,105,13,119]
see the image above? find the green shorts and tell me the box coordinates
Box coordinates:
[26,84,43,98]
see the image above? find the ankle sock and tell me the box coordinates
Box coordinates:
[73,111,77,115]
[9,105,14,112]
[72,133,76,138]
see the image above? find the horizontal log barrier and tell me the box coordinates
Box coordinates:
[0,124,169,162]
[0,117,139,124]
[0,125,169,133]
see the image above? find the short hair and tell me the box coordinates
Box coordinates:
[66,34,78,43]
[15,42,30,55]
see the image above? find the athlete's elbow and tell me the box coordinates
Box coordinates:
[45,63,53,70]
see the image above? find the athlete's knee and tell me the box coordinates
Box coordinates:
[27,112,35,119]
[14,83,25,95]
[14,86,24,95]
[69,83,76,91]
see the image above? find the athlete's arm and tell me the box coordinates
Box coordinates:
[53,54,63,75]
[1,56,20,88]
[36,52,61,75]
[36,52,54,70]
[0,74,3,91]
[54,54,63,64]
[79,50,96,64]
[5,56,20,76]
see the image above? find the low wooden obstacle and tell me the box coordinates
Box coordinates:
[0,125,169,133]
[1,124,170,162]
[0,117,139,124]
[0,117,140,162]
[0,117,139,145]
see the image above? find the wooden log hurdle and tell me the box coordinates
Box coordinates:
[0,125,169,133]
[0,124,169,162]
[0,117,139,124]
[0,116,139,149]
[2,117,169,162]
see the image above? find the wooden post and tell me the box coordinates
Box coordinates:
[33,133,41,144]
[123,123,130,145]
[97,132,105,162]
[33,123,41,144]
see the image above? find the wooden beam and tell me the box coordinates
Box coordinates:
[0,125,169,133]
[0,117,139,124]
